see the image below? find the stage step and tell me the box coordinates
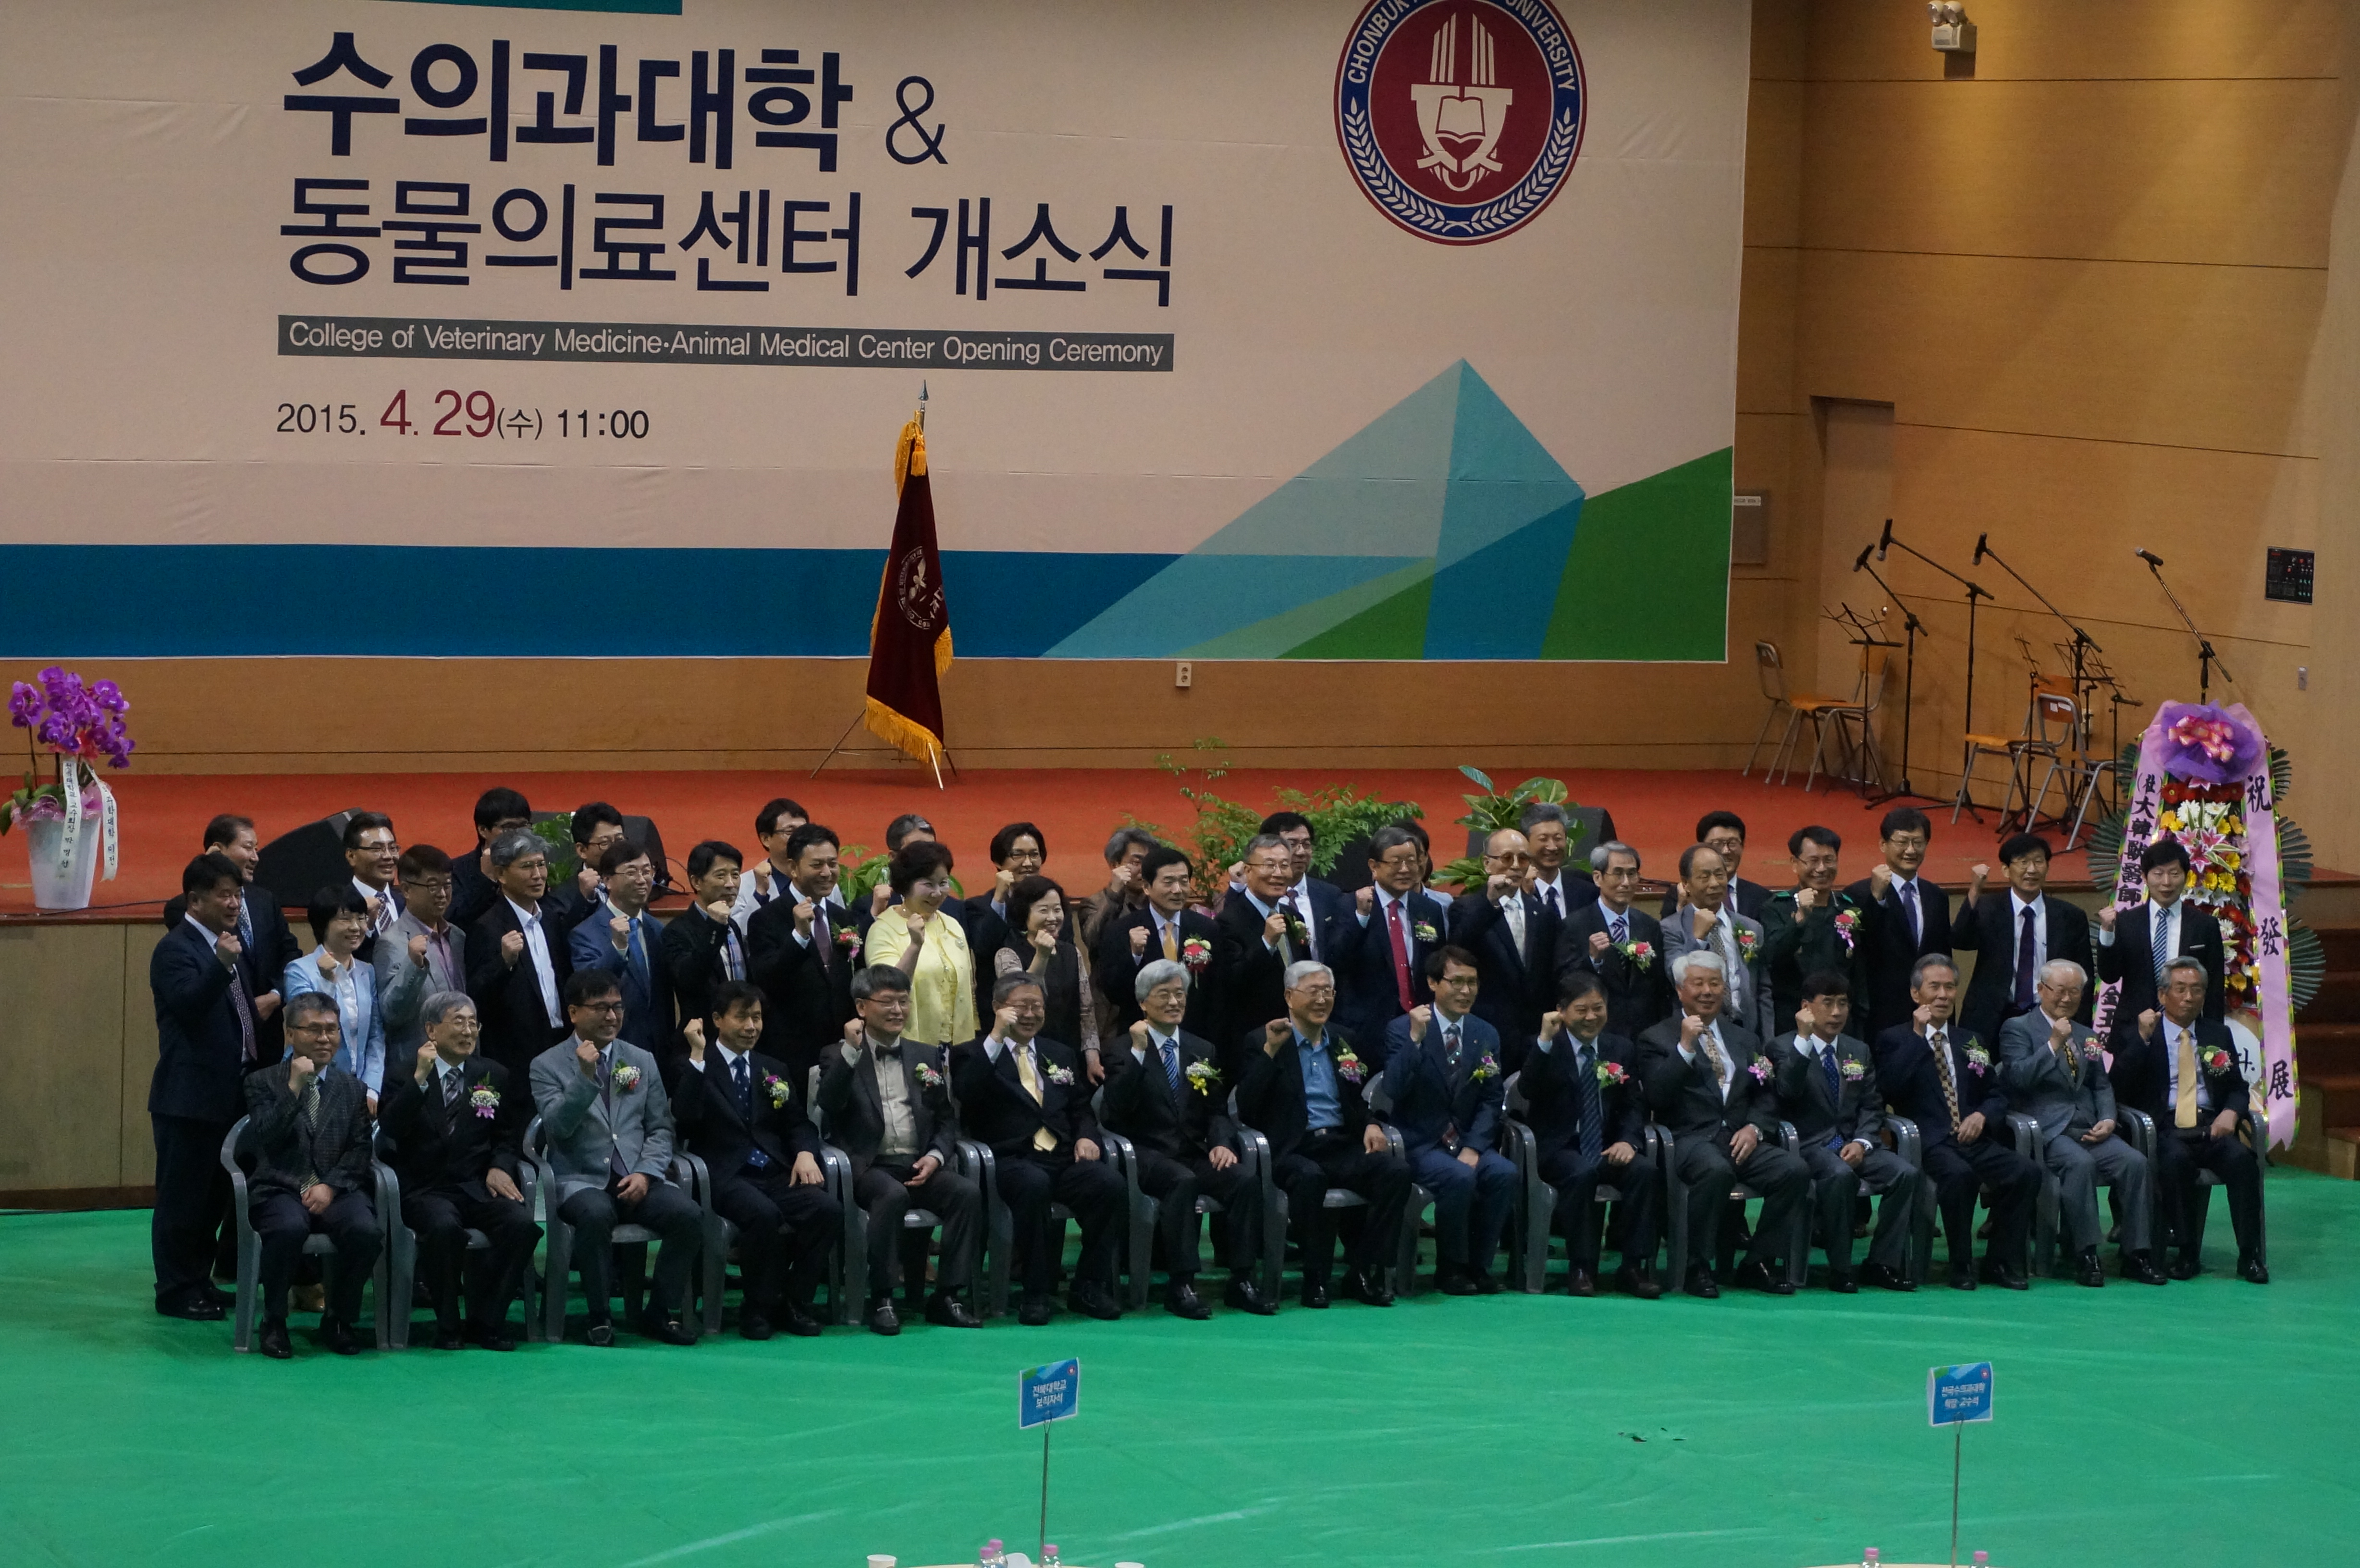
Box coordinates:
[2299,970,2360,1020]
[2285,928,2360,1179]
[2311,925,2360,971]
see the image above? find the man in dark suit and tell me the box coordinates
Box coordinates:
[1450,828,1557,1057]
[815,964,982,1332]
[2096,838,2227,1024]
[1382,948,1516,1293]
[1100,959,1272,1317]
[1520,802,1598,919]
[747,823,861,1082]
[952,971,1127,1325]
[1097,845,1223,1040]
[1656,809,1772,921]
[1660,844,1766,1035]
[1235,958,1410,1308]
[243,992,384,1357]
[448,787,533,930]
[377,990,540,1349]
[149,853,266,1322]
[2109,958,2267,1282]
[538,800,627,943]
[1768,970,1922,1292]
[1517,973,1660,1298]
[466,829,572,1078]
[667,981,843,1338]
[1845,808,1955,1039]
[162,814,299,1063]
[1554,841,1673,1042]
[1221,812,1356,965]
[662,840,750,1046]
[1333,825,1446,1064]
[1077,825,1159,954]
[1759,825,1871,1031]
[1874,954,2040,1290]
[341,810,405,962]
[1635,949,1810,1297]
[1213,834,1305,1074]
[1953,833,2094,1046]
[568,839,673,1061]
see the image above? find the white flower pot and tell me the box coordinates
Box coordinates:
[25,815,99,911]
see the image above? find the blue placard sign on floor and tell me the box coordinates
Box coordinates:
[1020,1359,1080,1429]
[1928,1361,1995,1425]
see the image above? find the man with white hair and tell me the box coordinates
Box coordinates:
[2001,959,2163,1286]
[1635,948,1810,1298]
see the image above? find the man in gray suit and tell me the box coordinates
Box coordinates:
[1767,970,1921,1293]
[1999,959,2164,1288]
[529,970,704,1345]
[379,845,472,1058]
[1660,844,1764,1034]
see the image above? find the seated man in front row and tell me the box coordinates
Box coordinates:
[1635,949,1810,1298]
[670,981,844,1339]
[1768,970,1921,1293]
[377,990,541,1349]
[1235,960,1411,1309]
[1383,947,1518,1295]
[1520,971,1661,1298]
[243,991,385,1358]
[952,972,1126,1325]
[1100,958,1274,1317]
[2108,957,2268,1284]
[1998,960,2163,1287]
[815,965,984,1333]
[529,970,705,1346]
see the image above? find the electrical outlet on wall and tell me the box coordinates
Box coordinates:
[1174,661,1192,689]
[2298,666,2308,691]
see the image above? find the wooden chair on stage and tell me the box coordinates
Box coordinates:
[1805,647,1891,794]
[1744,641,1853,784]
[1952,674,2075,827]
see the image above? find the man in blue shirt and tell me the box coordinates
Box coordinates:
[1383,948,1517,1294]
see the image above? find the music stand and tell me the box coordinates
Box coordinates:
[1872,520,1994,811]
[1976,534,2106,829]
[1853,544,1940,805]
[1822,600,1901,796]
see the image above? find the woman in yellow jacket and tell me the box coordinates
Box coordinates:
[862,839,978,1047]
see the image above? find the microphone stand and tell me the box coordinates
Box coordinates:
[2139,554,2235,703]
[1853,546,1938,804]
[1876,521,1994,816]
[1975,537,2104,828]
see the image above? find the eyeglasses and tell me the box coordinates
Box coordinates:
[574,1000,625,1014]
[401,878,454,894]
[1286,984,1337,999]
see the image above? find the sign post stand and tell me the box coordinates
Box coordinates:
[1926,1361,1994,1568]
[1019,1359,1081,1561]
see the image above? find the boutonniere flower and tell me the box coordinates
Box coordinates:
[2199,1044,2234,1075]
[1735,929,1760,960]
[468,1085,501,1119]
[1963,1044,1991,1073]
[1839,1059,1866,1081]
[1413,921,1440,945]
[2081,1042,2106,1063]
[1832,908,1861,951]
[1333,1046,1367,1084]
[834,926,862,952]
[1044,1061,1075,1086]
[1595,1059,1630,1088]
[609,1062,640,1091]
[1470,1053,1500,1082]
[1184,1060,1219,1094]
[1745,1058,1773,1084]
[914,1061,944,1090]
[1615,938,1655,971]
[762,1072,791,1108]
[1180,935,1212,973]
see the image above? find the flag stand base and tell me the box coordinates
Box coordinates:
[810,712,956,789]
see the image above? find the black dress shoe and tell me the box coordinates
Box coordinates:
[2126,1251,2167,1286]
[1470,1268,1507,1296]
[1566,1267,1598,1298]
[466,1324,517,1352]
[1299,1279,1331,1309]
[738,1310,775,1341]
[1437,1268,1478,1297]
[2075,1249,2107,1288]
[257,1320,294,1359]
[1164,1281,1211,1320]
[585,1319,616,1347]
[1019,1294,1054,1326]
[1224,1278,1277,1315]
[205,1286,238,1311]
[1827,1270,1859,1294]
[1683,1268,1720,1299]
[2170,1253,2203,1281]
[433,1325,467,1350]
[157,1296,226,1323]
[639,1313,700,1346]
[1070,1282,1123,1321]
[925,1292,983,1328]
[1948,1265,1978,1292]
[1733,1259,1795,1296]
[1860,1261,1914,1292]
[1349,1271,1395,1307]
[1996,1266,2029,1291]
[318,1315,363,1356]
[1613,1265,1663,1301]
[866,1299,902,1335]
[2239,1255,2270,1285]
[781,1307,824,1337]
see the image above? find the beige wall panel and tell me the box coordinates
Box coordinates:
[1751,0,1811,83]
[119,924,161,1187]
[1745,79,1807,250]
[1738,245,1802,412]
[1807,0,2346,85]
[1802,79,2343,270]
[0,924,126,1190]
[1795,249,2328,456]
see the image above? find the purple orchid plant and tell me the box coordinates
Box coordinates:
[2,667,134,834]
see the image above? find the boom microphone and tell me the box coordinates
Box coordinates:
[1877,518,1893,561]
[2134,547,2165,567]
[1854,544,1873,572]
[1972,532,1989,564]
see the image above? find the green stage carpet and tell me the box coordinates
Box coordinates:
[5,1173,2357,1568]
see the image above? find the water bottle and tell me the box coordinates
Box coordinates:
[980,1540,1004,1568]
[1043,1546,1061,1568]
[1973,1555,1988,1567]
[1862,1551,1879,1568]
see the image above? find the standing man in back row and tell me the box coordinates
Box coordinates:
[1659,810,1770,921]
[1555,841,1672,1041]
[1846,808,1954,1039]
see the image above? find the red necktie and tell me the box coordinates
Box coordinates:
[1385,899,1415,1011]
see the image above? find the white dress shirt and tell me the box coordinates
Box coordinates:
[2009,891,2047,974]
[509,896,563,1028]
[1678,1018,1735,1103]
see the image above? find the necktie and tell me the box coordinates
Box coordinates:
[1900,880,1920,945]
[1820,1042,1842,1108]
[602,1050,629,1178]
[227,963,257,1064]
[723,923,746,982]
[734,1054,771,1167]
[1544,885,1561,918]
[1610,912,1629,946]
[1384,899,1415,1012]
[297,1081,321,1189]
[2054,1025,2078,1083]
[1273,897,1297,965]
[1283,893,1310,958]
[1444,1021,1462,1067]
[302,1079,320,1130]
[625,916,648,989]
[237,894,254,949]
[2153,905,2176,992]
[1159,1038,1181,1098]
[442,1063,463,1112]
[1700,1028,1727,1095]
[1575,1043,1603,1163]
[813,904,835,974]
[1930,1028,1961,1133]
[1160,919,1179,962]
[2015,906,2039,1009]
[1504,894,1526,959]
[1013,1046,1057,1151]
[2174,1025,2200,1129]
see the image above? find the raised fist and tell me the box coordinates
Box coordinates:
[409,931,432,967]
[1130,925,1149,956]
[2098,906,2117,932]
[1407,1004,1433,1043]
[1264,1018,1292,1056]
[500,929,525,966]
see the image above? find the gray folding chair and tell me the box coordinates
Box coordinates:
[1359,1080,1431,1296]
[2120,1107,2268,1269]
[1498,1073,1661,1293]
[220,1114,398,1352]
[522,1113,702,1342]
[374,1122,540,1349]
[1655,1119,1810,1287]
[1097,1104,1266,1310]
[808,1064,933,1321]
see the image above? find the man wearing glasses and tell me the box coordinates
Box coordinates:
[1448,827,1555,1054]
[341,811,404,962]
[1553,841,1674,1041]
[378,845,472,1059]
[467,830,572,1079]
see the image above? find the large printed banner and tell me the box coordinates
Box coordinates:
[0,0,1748,661]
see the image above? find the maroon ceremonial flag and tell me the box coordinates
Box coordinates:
[863,414,952,765]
